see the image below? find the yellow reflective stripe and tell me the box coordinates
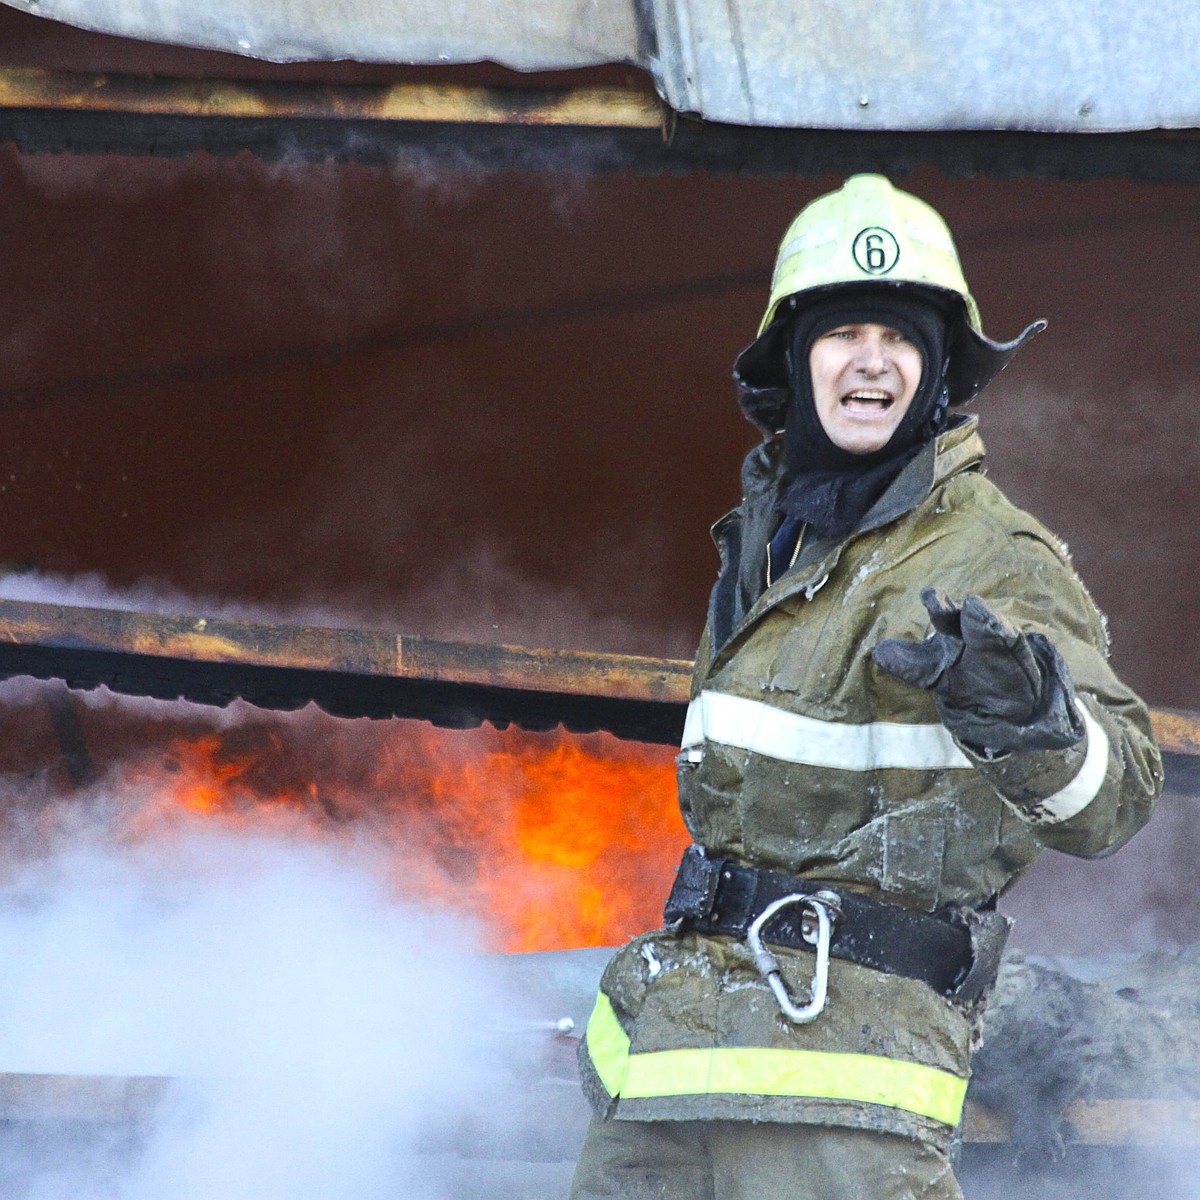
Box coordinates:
[584,992,967,1127]
[622,1046,967,1127]
[585,992,631,1098]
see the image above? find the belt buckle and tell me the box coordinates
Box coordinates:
[748,889,841,1024]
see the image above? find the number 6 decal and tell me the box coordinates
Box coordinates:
[852,227,900,275]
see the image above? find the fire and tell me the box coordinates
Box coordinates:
[434,734,690,951]
[163,733,256,815]
[21,698,689,953]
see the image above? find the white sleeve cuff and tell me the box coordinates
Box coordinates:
[1022,700,1110,825]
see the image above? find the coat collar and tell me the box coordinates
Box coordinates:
[707,416,987,672]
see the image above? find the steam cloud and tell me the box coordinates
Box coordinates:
[0,818,557,1199]
[0,569,1196,1198]
[0,548,698,661]
[0,567,359,630]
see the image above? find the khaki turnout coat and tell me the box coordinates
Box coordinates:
[580,416,1162,1149]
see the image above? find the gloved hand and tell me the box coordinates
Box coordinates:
[872,588,1085,755]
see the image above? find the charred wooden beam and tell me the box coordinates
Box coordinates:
[0,1071,1196,1151]
[0,66,664,128]
[0,598,1195,780]
[2,66,1200,183]
[1145,708,1200,757]
[0,1072,168,1123]
[0,598,691,743]
[964,1098,1200,1146]
[0,948,1197,1153]
[0,1068,1184,1149]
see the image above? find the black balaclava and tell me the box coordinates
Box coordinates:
[775,290,950,544]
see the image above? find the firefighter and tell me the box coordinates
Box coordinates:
[569,174,1162,1198]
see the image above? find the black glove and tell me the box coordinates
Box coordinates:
[872,588,1084,755]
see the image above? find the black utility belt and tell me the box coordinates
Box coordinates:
[663,844,1007,1000]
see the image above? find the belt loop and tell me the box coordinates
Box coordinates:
[663,844,724,928]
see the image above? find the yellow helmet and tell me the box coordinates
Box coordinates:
[733,174,1045,432]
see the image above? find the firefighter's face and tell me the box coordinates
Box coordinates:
[808,323,922,454]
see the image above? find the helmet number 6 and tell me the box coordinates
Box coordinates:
[852,227,900,275]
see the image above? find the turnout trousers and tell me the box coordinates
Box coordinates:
[568,1116,964,1200]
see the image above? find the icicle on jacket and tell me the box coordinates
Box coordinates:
[579,415,1162,1149]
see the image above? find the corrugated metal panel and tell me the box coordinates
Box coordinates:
[0,0,642,71]
[6,0,1200,133]
[644,0,1200,131]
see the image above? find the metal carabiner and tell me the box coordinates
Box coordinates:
[747,890,840,1024]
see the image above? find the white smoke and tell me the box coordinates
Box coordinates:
[0,568,358,631]
[0,820,551,1200]
[0,552,699,658]
[1001,777,1200,956]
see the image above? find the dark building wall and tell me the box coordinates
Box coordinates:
[0,149,1194,706]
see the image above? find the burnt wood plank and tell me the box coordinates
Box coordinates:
[0,599,1194,774]
[0,67,1199,183]
[0,598,691,742]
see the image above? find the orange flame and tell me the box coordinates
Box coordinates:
[104,713,687,952]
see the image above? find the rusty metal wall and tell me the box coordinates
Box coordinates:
[0,161,1194,709]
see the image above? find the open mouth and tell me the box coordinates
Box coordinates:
[841,389,894,412]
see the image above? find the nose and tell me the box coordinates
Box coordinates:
[854,332,887,376]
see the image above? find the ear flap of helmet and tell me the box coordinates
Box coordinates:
[732,317,791,435]
[948,318,1047,403]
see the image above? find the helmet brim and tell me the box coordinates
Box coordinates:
[732,282,1046,435]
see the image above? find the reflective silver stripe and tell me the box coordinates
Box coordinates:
[1027,701,1111,824]
[681,691,972,772]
